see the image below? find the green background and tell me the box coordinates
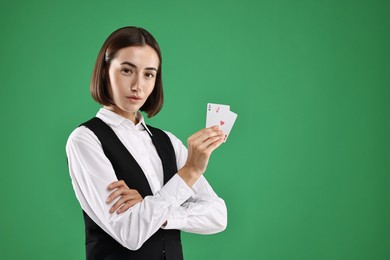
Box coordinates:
[1,0,389,259]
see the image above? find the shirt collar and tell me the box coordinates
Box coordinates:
[96,108,153,136]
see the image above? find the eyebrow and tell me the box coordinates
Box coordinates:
[120,61,157,71]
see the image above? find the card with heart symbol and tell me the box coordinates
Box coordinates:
[206,103,238,142]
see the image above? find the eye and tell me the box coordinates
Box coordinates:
[144,72,156,79]
[121,68,133,75]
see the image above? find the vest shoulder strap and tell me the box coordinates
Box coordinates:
[147,125,178,184]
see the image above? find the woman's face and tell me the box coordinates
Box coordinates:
[107,45,159,122]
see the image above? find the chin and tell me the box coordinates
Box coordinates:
[114,104,137,114]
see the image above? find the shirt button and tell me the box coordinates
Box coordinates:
[179,188,186,195]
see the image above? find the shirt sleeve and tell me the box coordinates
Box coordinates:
[66,126,194,250]
[163,131,228,234]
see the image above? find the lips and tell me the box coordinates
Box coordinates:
[126,95,142,101]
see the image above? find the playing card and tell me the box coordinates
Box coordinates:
[206,103,237,142]
[206,103,230,128]
[218,110,237,142]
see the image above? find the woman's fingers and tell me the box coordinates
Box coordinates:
[106,186,127,203]
[189,128,224,153]
[115,197,143,214]
[197,131,224,150]
[188,128,222,151]
[106,180,143,213]
[110,191,143,213]
[107,180,127,191]
[201,134,224,152]
[189,125,219,140]
[189,126,222,144]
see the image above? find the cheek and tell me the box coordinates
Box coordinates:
[145,82,156,98]
[148,81,156,92]
[109,74,125,93]
[107,70,116,92]
[148,78,157,92]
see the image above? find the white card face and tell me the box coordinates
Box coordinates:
[206,103,230,128]
[218,111,237,142]
[205,103,237,143]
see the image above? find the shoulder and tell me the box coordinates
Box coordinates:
[66,125,101,150]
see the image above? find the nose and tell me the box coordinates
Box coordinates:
[130,74,142,92]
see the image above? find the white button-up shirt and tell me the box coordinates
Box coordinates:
[66,108,227,250]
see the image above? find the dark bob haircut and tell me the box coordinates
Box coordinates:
[90,26,163,118]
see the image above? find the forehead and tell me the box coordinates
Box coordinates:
[113,45,160,68]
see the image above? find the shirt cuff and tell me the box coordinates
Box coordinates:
[158,174,194,207]
[162,206,188,230]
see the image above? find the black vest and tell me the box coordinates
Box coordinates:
[81,117,183,260]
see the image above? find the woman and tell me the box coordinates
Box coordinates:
[66,26,227,260]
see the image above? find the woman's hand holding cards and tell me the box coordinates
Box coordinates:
[178,126,224,188]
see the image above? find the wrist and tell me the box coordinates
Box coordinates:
[178,165,201,188]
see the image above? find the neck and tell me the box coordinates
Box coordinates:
[104,106,138,124]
